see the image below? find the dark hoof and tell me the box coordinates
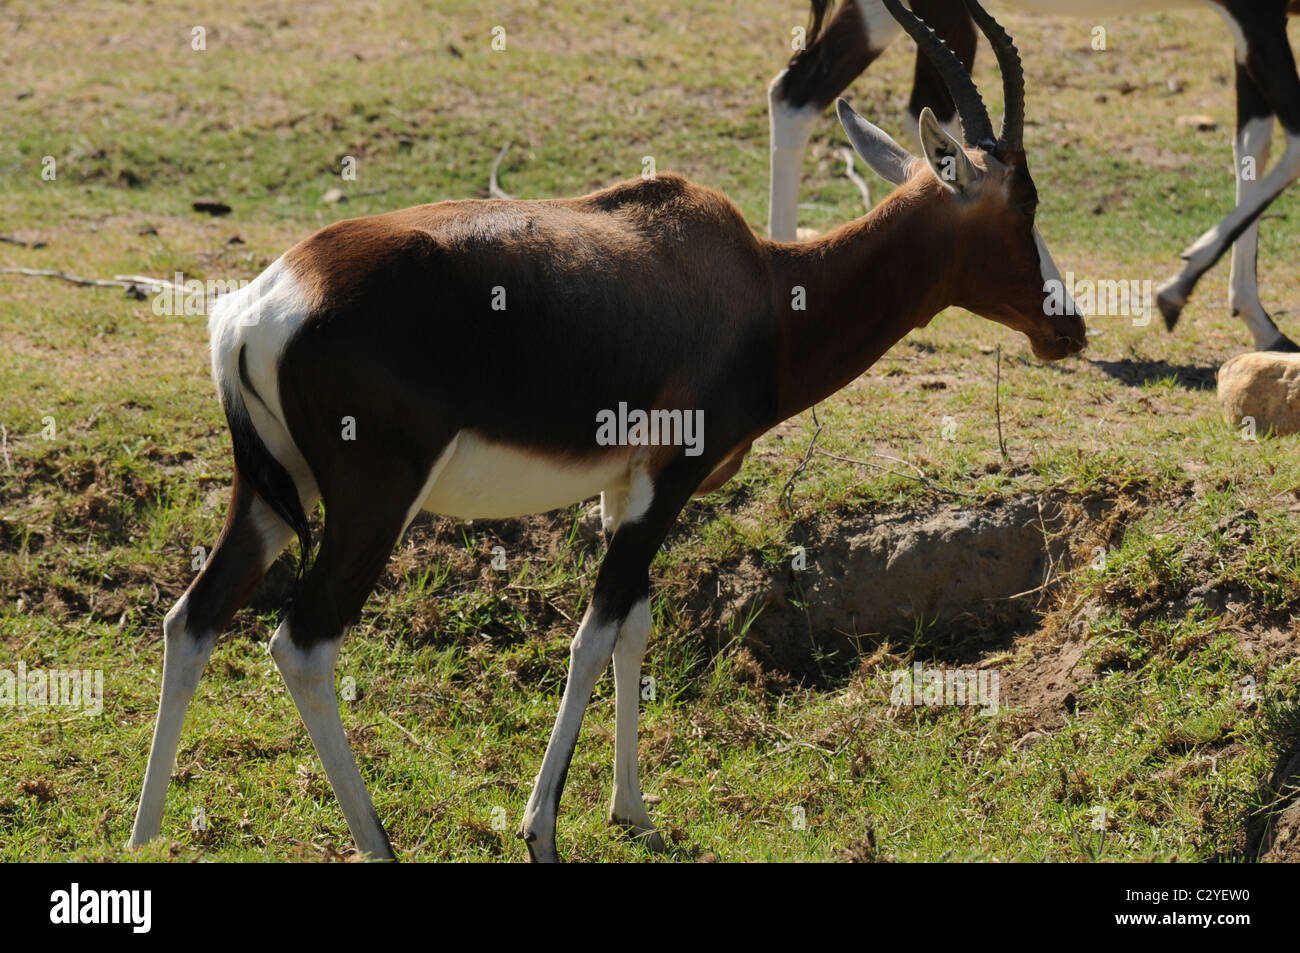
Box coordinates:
[1156,286,1185,332]
[1260,334,1300,353]
[519,828,560,863]
[610,816,667,852]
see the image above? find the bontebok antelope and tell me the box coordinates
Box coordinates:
[770,0,1300,351]
[129,0,1086,861]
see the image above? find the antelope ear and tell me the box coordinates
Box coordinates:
[836,99,915,186]
[917,107,981,196]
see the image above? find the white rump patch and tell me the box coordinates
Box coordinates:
[207,258,317,505]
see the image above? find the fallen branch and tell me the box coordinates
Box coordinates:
[781,405,822,510]
[0,267,133,289]
[0,235,47,249]
[113,273,177,291]
[839,147,871,213]
[816,449,980,500]
[999,565,1083,601]
[489,141,514,200]
[0,267,178,297]
[379,711,451,761]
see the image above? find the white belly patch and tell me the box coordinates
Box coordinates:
[420,430,633,520]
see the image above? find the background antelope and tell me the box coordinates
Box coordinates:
[127,0,1084,861]
[769,0,1300,352]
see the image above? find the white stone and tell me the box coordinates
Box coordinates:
[1217,352,1300,437]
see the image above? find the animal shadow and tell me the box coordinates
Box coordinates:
[1089,358,1217,392]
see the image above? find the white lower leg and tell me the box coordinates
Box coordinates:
[608,598,662,848]
[269,625,392,859]
[1229,116,1282,346]
[129,597,214,846]
[768,73,819,242]
[1160,132,1300,326]
[600,487,627,535]
[520,604,621,862]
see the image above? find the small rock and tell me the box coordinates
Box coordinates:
[137,225,158,236]
[1013,731,1045,752]
[1176,114,1217,132]
[321,187,347,204]
[1217,351,1300,437]
[192,198,232,216]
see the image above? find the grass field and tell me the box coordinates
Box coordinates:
[2,0,1300,862]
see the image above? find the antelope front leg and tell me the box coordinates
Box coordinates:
[519,602,621,862]
[609,597,664,850]
[1156,130,1300,338]
[1225,112,1289,348]
[766,0,898,241]
[768,76,820,242]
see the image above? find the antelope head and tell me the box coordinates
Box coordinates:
[838,0,1087,362]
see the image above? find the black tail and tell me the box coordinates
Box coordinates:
[220,345,313,578]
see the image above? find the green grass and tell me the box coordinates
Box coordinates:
[2,0,1300,861]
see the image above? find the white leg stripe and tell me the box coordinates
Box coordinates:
[520,604,621,861]
[270,625,392,858]
[129,598,214,847]
[610,599,656,834]
[1229,116,1278,343]
[768,74,820,242]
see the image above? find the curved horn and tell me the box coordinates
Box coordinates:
[879,0,995,150]
[962,0,1025,151]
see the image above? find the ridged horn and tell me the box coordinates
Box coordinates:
[879,0,995,149]
[962,0,1025,151]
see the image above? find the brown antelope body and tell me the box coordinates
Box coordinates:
[129,0,1085,861]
